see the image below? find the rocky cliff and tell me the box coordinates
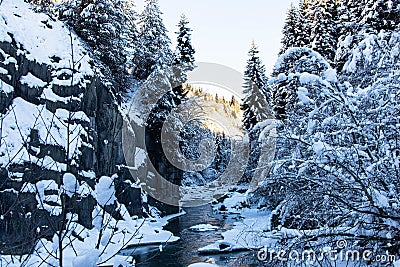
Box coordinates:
[0,0,142,254]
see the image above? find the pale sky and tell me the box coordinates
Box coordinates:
[135,0,294,75]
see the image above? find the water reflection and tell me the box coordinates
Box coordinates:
[120,205,262,266]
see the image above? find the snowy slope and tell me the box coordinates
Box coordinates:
[0,0,93,76]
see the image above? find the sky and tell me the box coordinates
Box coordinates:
[134,0,294,75]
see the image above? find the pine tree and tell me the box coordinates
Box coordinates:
[361,0,400,33]
[347,0,366,22]
[340,0,366,33]
[296,0,312,47]
[27,0,53,12]
[241,42,270,131]
[335,0,365,70]
[280,4,300,55]
[240,42,271,183]
[309,0,339,63]
[133,0,173,80]
[79,0,130,90]
[174,14,196,72]
[57,0,137,92]
[271,47,329,120]
[120,0,139,75]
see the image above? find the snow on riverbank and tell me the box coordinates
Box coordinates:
[198,191,274,254]
[0,209,182,267]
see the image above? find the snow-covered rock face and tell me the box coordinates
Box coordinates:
[0,0,143,255]
[0,0,98,178]
[0,0,99,252]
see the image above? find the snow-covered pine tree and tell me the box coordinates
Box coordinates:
[361,0,400,33]
[174,14,196,72]
[240,42,271,183]
[261,47,336,221]
[57,0,137,92]
[78,0,124,73]
[241,42,270,131]
[279,4,300,55]
[309,0,339,63]
[271,47,328,121]
[335,0,366,71]
[347,0,366,22]
[26,0,53,12]
[133,0,173,80]
[119,0,139,77]
[296,0,312,47]
[339,0,366,33]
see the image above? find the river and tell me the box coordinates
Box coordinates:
[120,205,260,266]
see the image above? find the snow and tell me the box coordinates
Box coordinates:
[343,35,353,48]
[343,48,360,73]
[273,47,330,74]
[123,212,182,246]
[324,68,338,83]
[0,67,7,75]
[79,170,96,179]
[20,72,47,88]
[297,87,313,105]
[220,192,247,211]
[0,97,89,167]
[312,141,330,156]
[35,179,62,215]
[55,108,90,123]
[370,188,390,208]
[188,263,219,267]
[190,224,219,232]
[95,176,117,206]
[72,249,100,267]
[0,79,13,93]
[363,39,374,62]
[0,0,93,76]
[41,87,79,103]
[299,72,320,84]
[134,147,147,169]
[63,173,79,197]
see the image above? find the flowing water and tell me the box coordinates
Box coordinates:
[121,205,260,266]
